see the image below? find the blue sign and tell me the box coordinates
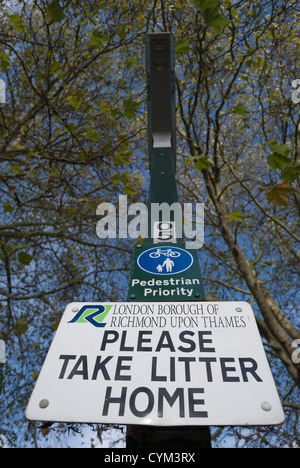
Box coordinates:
[137,246,194,276]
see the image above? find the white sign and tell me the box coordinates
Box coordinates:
[25,302,285,426]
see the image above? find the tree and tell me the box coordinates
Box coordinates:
[0,0,299,448]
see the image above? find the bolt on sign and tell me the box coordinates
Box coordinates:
[127,243,205,301]
[25,301,285,426]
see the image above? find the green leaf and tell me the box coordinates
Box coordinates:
[194,0,218,8]
[14,319,28,336]
[11,164,22,175]
[202,5,230,34]
[18,251,33,265]
[282,163,300,182]
[124,183,138,196]
[66,95,82,110]
[265,180,293,207]
[86,200,96,211]
[194,154,213,170]
[90,29,109,46]
[100,101,111,114]
[126,57,138,70]
[267,153,293,170]
[266,139,290,156]
[50,61,62,73]
[45,0,67,24]
[175,39,190,54]
[3,202,13,213]
[0,52,10,73]
[123,98,141,119]
[116,149,131,165]
[117,79,128,90]
[116,23,126,39]
[233,102,247,116]
[265,140,294,171]
[68,206,76,215]
[226,211,244,222]
[111,173,121,185]
[183,157,194,166]
[9,14,23,33]
[49,165,59,177]
[87,127,98,142]
[32,370,39,381]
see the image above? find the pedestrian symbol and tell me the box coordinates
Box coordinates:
[161,258,174,272]
[137,246,194,276]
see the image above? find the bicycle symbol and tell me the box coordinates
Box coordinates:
[137,246,193,275]
[149,248,181,259]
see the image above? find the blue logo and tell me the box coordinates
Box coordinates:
[137,246,193,276]
[68,304,113,328]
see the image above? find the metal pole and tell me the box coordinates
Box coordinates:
[126,33,211,449]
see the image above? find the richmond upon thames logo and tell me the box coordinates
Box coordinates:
[69,305,113,328]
